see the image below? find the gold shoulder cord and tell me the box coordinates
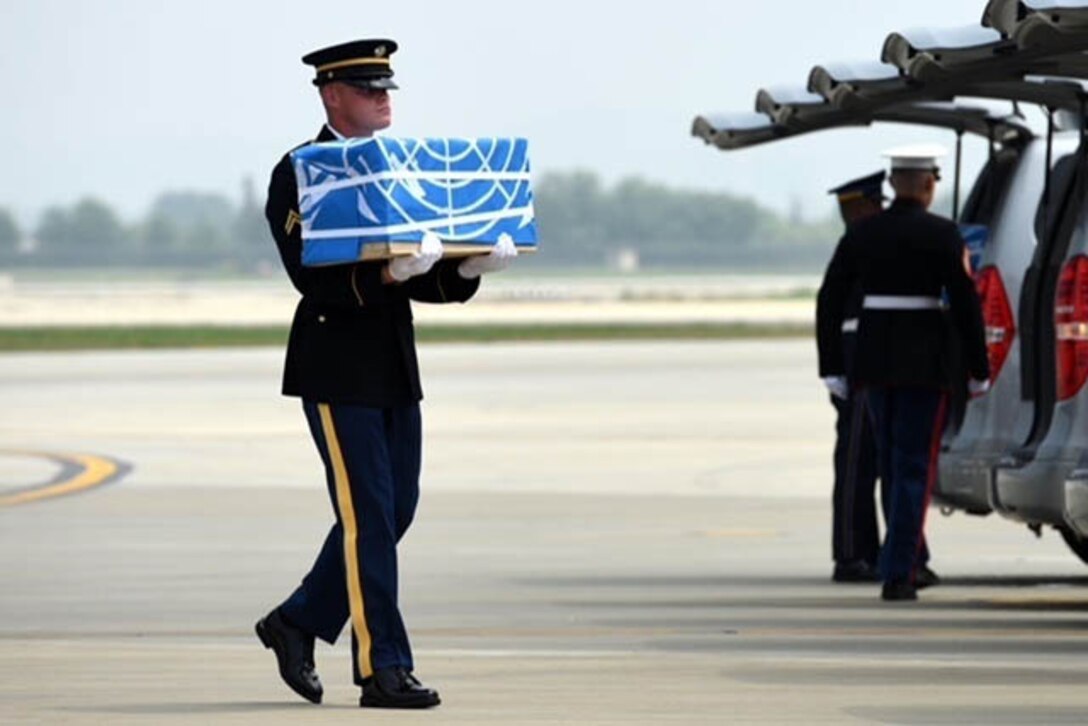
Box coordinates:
[436,269,448,303]
[351,267,366,306]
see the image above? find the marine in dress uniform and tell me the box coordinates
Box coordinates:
[254,39,517,708]
[820,172,885,584]
[817,145,989,601]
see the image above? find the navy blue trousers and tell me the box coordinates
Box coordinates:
[279,401,421,684]
[865,387,946,584]
[831,391,883,566]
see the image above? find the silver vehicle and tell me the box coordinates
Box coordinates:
[692,0,1088,562]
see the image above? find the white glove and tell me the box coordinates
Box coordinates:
[823,376,849,400]
[387,232,443,282]
[458,233,518,279]
[968,378,991,396]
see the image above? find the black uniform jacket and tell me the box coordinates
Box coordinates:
[266,126,480,406]
[816,198,989,389]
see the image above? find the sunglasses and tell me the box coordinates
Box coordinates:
[347,85,389,99]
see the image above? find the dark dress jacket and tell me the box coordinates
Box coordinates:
[266,126,480,406]
[816,198,989,389]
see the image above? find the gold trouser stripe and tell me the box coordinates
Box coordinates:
[0,452,119,508]
[317,58,391,73]
[318,404,373,677]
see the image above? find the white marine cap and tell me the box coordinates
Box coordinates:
[882,143,947,172]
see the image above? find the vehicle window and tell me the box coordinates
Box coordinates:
[960,147,1021,226]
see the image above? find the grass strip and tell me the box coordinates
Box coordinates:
[0,322,812,352]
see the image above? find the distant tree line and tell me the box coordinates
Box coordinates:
[0,179,273,272]
[0,172,844,273]
[533,172,840,270]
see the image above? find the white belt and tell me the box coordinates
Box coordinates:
[863,295,942,311]
[841,318,859,333]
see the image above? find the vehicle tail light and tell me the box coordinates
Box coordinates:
[974,265,1016,386]
[1056,255,1088,401]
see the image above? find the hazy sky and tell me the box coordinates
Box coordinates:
[3,0,1029,225]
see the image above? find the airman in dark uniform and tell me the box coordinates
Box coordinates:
[821,172,885,583]
[817,146,989,601]
[254,38,517,708]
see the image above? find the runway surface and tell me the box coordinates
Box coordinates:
[0,275,815,326]
[3,341,1088,724]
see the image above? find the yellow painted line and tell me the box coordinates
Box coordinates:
[0,451,121,508]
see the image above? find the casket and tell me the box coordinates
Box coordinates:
[291,137,538,266]
[959,224,989,274]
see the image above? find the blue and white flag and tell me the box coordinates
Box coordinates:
[959,224,989,275]
[291,137,538,266]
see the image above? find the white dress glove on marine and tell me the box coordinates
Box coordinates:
[823,375,849,400]
[387,232,443,282]
[968,378,991,396]
[458,233,518,279]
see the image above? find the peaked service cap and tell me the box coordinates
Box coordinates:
[827,170,886,203]
[302,39,399,90]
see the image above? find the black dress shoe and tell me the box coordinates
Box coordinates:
[832,560,881,583]
[255,608,323,704]
[915,565,940,590]
[360,667,441,709]
[881,579,918,602]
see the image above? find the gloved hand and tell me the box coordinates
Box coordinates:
[968,378,991,396]
[387,232,443,282]
[823,376,849,400]
[458,233,518,279]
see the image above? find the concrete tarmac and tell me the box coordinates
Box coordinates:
[0,275,816,327]
[3,341,1088,724]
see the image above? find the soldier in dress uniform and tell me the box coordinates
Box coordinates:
[254,38,517,708]
[820,172,885,584]
[817,145,989,601]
